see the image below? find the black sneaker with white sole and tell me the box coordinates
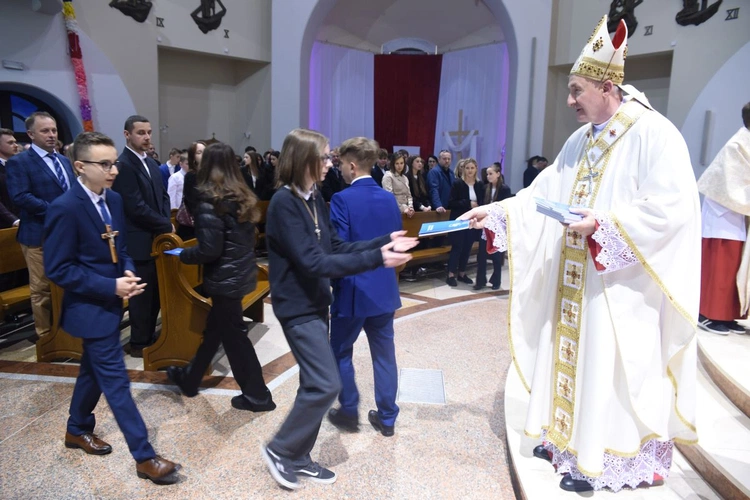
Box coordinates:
[294,462,337,484]
[698,315,729,335]
[260,444,299,490]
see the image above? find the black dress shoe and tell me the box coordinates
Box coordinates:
[446,276,458,287]
[231,392,276,412]
[472,282,486,290]
[532,444,552,462]
[367,410,394,437]
[491,283,500,290]
[328,407,359,432]
[457,274,473,284]
[559,474,594,492]
[166,366,197,397]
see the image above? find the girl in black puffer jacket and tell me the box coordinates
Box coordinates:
[167,143,275,412]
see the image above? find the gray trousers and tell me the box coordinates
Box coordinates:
[270,317,342,466]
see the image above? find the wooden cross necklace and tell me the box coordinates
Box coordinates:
[101,224,119,263]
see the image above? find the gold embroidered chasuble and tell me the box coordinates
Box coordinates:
[495,98,700,477]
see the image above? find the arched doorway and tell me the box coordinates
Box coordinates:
[0,83,82,146]
[270,0,552,190]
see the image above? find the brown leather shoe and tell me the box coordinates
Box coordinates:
[123,343,144,358]
[136,456,181,485]
[64,432,112,455]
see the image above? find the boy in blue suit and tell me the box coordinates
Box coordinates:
[327,137,403,437]
[43,132,180,485]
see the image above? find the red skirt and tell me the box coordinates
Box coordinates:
[700,238,744,321]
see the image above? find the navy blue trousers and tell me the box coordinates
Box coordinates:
[330,313,399,426]
[67,331,155,462]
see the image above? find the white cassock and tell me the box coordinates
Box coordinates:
[484,97,700,491]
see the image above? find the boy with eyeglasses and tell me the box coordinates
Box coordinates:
[44,131,181,485]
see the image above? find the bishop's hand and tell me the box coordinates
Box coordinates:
[458,206,489,229]
[567,208,597,237]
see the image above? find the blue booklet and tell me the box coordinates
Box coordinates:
[164,248,184,256]
[418,220,471,237]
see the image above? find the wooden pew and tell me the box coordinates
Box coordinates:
[144,233,271,372]
[0,227,31,319]
[36,282,83,362]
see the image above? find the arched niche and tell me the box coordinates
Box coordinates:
[0,82,82,144]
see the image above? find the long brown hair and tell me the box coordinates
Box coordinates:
[276,128,328,192]
[197,143,259,223]
[484,163,503,202]
[406,155,427,198]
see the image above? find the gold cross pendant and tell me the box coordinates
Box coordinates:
[101,224,119,263]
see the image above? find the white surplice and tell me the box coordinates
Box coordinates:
[485,97,700,490]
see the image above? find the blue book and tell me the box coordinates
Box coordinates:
[418,220,471,237]
[164,248,184,256]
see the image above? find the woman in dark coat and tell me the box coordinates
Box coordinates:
[167,142,274,412]
[446,158,484,286]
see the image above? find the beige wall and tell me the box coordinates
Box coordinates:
[158,49,271,154]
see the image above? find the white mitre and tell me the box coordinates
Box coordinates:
[570,15,628,85]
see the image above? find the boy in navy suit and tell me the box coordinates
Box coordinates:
[44,132,180,485]
[327,137,403,437]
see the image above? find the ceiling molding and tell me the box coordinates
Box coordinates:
[382,38,436,55]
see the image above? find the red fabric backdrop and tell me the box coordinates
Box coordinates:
[374,54,443,157]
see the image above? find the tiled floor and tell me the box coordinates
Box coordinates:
[0,295,515,499]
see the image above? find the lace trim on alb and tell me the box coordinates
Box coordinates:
[590,213,638,274]
[482,203,508,252]
[541,430,673,492]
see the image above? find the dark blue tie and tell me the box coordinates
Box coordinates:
[96,198,112,226]
[48,153,69,191]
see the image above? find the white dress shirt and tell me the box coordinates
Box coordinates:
[126,146,151,177]
[77,177,112,223]
[167,169,186,210]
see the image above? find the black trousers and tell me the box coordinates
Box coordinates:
[129,259,160,347]
[183,294,268,399]
[476,239,505,287]
[448,228,480,274]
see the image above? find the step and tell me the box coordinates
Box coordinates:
[676,366,750,499]
[504,366,722,499]
[697,326,750,418]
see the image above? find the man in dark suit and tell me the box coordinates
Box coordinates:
[327,137,403,437]
[44,131,180,484]
[111,115,172,357]
[0,128,19,229]
[370,148,389,187]
[523,155,541,188]
[6,112,75,339]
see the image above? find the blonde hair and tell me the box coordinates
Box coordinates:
[276,128,328,191]
[459,158,478,182]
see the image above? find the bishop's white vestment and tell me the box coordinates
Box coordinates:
[484,97,700,491]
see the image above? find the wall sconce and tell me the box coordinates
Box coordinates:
[159,125,169,134]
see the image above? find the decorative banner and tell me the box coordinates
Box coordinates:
[62,0,94,132]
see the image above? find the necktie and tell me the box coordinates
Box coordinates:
[96,198,112,226]
[48,153,69,191]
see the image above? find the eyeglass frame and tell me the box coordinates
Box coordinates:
[78,159,121,172]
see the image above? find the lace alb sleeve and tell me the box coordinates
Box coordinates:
[482,202,508,252]
[591,213,638,274]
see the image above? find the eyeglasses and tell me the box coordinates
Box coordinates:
[79,160,121,172]
[319,154,333,163]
